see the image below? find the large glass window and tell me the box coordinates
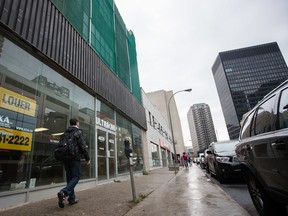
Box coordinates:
[0,35,40,191]
[151,144,160,167]
[116,113,131,174]
[0,34,95,192]
[115,120,143,174]
[132,124,143,171]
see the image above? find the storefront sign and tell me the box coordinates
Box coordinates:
[159,139,170,151]
[0,127,33,151]
[0,87,36,117]
[96,116,116,131]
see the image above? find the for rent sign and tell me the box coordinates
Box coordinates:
[0,127,33,151]
[0,87,36,117]
[0,87,36,151]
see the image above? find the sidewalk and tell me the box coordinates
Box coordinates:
[0,165,250,216]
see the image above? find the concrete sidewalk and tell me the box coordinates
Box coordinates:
[0,165,250,216]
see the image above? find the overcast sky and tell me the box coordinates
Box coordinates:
[114,0,288,145]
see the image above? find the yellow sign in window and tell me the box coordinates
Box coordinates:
[0,127,33,151]
[0,87,36,117]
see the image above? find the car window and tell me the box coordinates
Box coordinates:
[254,95,275,135]
[240,111,255,139]
[214,142,237,153]
[278,88,288,130]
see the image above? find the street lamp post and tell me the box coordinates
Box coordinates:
[167,88,192,173]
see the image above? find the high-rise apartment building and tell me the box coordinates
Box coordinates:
[212,42,288,139]
[187,103,217,153]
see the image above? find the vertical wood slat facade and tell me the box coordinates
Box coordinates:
[0,0,147,130]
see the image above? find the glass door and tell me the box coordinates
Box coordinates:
[108,133,115,179]
[97,129,107,180]
[97,129,115,181]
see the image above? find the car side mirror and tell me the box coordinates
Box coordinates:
[206,150,212,154]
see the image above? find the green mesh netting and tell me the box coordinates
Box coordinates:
[127,30,141,103]
[51,0,141,103]
[114,6,130,89]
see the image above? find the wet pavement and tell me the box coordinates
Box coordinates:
[0,165,251,216]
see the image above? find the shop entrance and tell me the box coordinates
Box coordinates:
[97,129,115,181]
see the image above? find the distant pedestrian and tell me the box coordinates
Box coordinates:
[182,152,188,169]
[188,155,192,166]
[57,118,90,208]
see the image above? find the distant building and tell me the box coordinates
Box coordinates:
[141,89,173,170]
[212,42,288,139]
[146,90,186,158]
[187,103,217,154]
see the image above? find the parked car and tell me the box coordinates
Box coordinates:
[193,157,200,164]
[235,79,288,216]
[203,148,210,173]
[206,140,241,183]
[199,153,206,169]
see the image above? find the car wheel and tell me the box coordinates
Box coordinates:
[206,165,210,174]
[215,164,225,184]
[216,169,225,184]
[246,172,286,216]
[200,163,204,169]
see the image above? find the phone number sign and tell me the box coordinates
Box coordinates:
[0,127,33,151]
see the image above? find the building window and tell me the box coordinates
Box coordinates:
[151,143,160,167]
[0,34,95,191]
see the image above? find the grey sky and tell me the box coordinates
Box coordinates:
[114,0,288,144]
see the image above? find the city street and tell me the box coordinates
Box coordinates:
[200,164,288,216]
[201,167,259,216]
[0,166,250,216]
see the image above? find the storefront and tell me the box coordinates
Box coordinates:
[141,89,173,171]
[0,32,143,208]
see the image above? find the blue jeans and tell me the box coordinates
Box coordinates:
[62,160,81,202]
[184,160,188,168]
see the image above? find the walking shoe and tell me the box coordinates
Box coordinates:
[68,199,79,206]
[57,191,66,208]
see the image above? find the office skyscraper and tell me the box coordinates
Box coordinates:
[187,103,217,153]
[212,42,288,139]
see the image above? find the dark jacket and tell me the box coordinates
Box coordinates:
[66,126,90,161]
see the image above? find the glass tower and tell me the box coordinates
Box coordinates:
[212,42,288,139]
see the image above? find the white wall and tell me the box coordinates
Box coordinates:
[141,89,173,171]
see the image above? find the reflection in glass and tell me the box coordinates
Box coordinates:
[0,35,95,191]
[98,156,107,181]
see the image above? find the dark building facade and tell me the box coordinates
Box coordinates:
[0,0,147,209]
[212,42,288,139]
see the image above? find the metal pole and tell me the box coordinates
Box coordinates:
[167,89,192,173]
[125,138,137,203]
[129,161,137,203]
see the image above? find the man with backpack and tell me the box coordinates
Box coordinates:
[57,118,90,208]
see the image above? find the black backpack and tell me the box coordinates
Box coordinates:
[54,130,77,161]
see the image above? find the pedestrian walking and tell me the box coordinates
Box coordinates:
[182,152,188,169]
[57,118,90,208]
[188,155,192,166]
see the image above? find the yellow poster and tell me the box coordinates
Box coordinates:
[0,87,36,117]
[0,127,33,151]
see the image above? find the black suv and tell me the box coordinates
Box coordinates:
[206,140,242,183]
[235,79,288,216]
